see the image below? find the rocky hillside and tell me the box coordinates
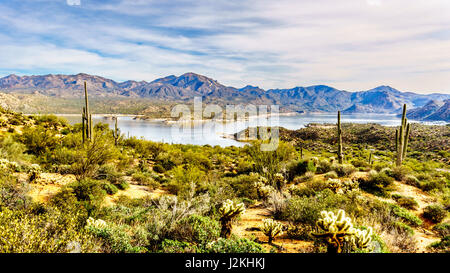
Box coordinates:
[407,100,450,122]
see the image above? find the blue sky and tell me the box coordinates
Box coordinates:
[0,0,449,93]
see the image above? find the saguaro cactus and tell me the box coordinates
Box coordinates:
[337,111,344,164]
[312,209,373,253]
[218,199,245,238]
[82,81,93,143]
[261,219,284,243]
[112,116,120,145]
[395,104,411,166]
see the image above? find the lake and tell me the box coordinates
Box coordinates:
[59,113,446,147]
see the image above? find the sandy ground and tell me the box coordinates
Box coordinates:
[233,204,314,253]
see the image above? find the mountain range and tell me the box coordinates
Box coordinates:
[0,72,449,120]
[406,100,450,122]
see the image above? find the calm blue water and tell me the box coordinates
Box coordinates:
[59,113,445,147]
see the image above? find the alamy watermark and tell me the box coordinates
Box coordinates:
[67,0,81,6]
[170,97,280,151]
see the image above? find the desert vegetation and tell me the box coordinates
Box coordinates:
[0,102,448,253]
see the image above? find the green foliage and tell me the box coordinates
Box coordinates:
[393,221,414,235]
[20,125,59,156]
[86,219,146,253]
[61,179,106,215]
[433,223,450,238]
[168,165,206,197]
[390,204,423,227]
[131,171,159,189]
[392,194,418,210]
[288,159,317,180]
[429,236,450,253]
[359,170,394,196]
[0,207,97,253]
[248,141,296,181]
[224,173,260,200]
[205,237,264,253]
[102,182,119,195]
[331,163,356,177]
[174,215,220,246]
[423,205,447,223]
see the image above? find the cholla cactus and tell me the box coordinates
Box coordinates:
[327,179,359,194]
[254,179,274,200]
[312,209,372,253]
[218,199,245,238]
[28,164,41,182]
[86,217,107,230]
[273,173,286,191]
[261,219,284,243]
[326,179,342,193]
[310,157,319,165]
[351,227,373,249]
[341,179,359,193]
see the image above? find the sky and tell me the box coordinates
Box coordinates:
[0,0,449,93]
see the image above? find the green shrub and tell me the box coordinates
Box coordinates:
[174,215,220,246]
[153,164,165,173]
[391,166,411,181]
[95,164,123,184]
[316,159,332,174]
[392,194,418,210]
[65,179,106,214]
[226,173,259,199]
[433,223,450,238]
[429,236,450,252]
[404,175,420,187]
[115,179,130,190]
[160,239,197,253]
[331,163,356,177]
[390,205,423,227]
[102,182,119,195]
[0,207,96,253]
[86,222,146,253]
[423,205,447,223]
[290,179,329,197]
[394,221,414,235]
[288,159,316,179]
[324,171,338,179]
[293,171,315,184]
[359,171,394,196]
[131,172,159,189]
[420,179,446,192]
[205,237,264,253]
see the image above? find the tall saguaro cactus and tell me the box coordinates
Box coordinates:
[113,116,120,146]
[395,104,411,166]
[337,111,344,164]
[82,81,93,143]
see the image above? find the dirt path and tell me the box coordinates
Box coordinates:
[390,181,441,252]
[233,204,313,253]
[103,186,168,206]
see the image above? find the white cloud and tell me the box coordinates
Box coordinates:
[0,0,449,93]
